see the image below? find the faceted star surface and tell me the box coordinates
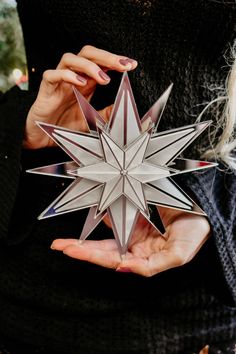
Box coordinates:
[28,73,216,254]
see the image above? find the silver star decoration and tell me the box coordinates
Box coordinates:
[27,73,216,254]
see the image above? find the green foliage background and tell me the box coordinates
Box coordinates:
[0,0,27,92]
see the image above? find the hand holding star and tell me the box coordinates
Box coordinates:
[28,50,216,261]
[24,45,137,149]
[51,207,210,276]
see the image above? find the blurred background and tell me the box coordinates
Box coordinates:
[0,0,28,92]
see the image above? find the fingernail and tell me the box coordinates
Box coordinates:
[119,58,135,65]
[116,267,132,273]
[119,58,137,67]
[76,74,87,84]
[50,243,56,250]
[98,70,110,81]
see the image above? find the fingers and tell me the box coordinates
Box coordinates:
[42,46,138,96]
[57,53,111,85]
[50,215,210,276]
[78,45,138,72]
[56,46,138,85]
[63,245,120,269]
[51,239,185,276]
[51,238,81,250]
[42,69,87,87]
[51,238,118,251]
[51,238,122,269]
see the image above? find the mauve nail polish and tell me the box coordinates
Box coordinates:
[76,74,87,84]
[98,70,110,81]
[119,58,136,66]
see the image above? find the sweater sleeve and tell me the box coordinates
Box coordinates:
[0,86,37,243]
[175,164,236,306]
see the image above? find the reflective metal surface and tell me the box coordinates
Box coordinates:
[28,72,216,254]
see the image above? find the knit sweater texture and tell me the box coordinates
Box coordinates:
[0,1,235,353]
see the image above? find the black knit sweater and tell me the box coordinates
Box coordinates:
[0,1,235,353]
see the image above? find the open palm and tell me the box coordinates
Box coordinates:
[51,207,210,276]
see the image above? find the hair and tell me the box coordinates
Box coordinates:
[197,42,236,168]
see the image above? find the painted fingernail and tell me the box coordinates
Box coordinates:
[98,70,110,81]
[76,74,87,84]
[119,58,137,67]
[116,267,132,273]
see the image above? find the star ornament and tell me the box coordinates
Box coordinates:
[28,73,216,255]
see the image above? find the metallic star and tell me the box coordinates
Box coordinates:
[27,73,216,254]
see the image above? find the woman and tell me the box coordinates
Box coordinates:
[0,0,235,353]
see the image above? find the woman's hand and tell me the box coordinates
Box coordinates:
[24,45,137,149]
[51,207,210,276]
